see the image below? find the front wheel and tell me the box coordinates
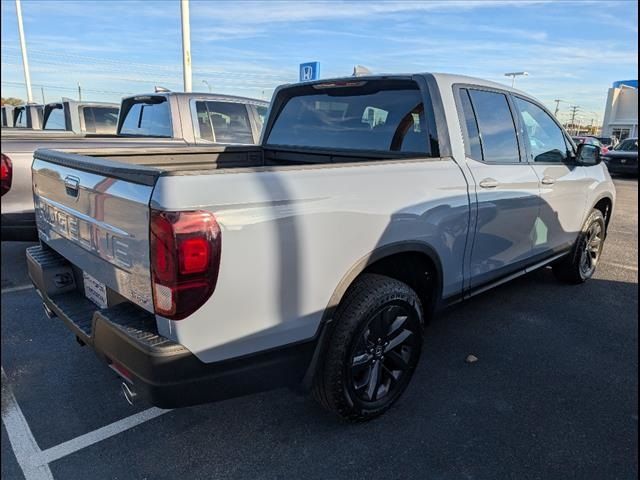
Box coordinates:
[553,209,606,284]
[312,274,423,421]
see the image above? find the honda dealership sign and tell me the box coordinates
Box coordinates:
[299,62,320,82]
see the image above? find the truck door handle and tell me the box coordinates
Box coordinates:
[541,176,556,185]
[479,178,499,189]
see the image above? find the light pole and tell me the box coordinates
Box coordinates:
[181,0,192,92]
[15,0,33,103]
[202,80,211,92]
[504,71,528,88]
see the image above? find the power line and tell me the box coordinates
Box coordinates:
[1,80,134,96]
[1,44,293,81]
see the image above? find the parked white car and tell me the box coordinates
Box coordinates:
[27,73,615,421]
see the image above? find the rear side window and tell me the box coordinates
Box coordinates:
[119,98,172,137]
[44,105,67,130]
[514,97,568,163]
[266,82,429,154]
[467,89,520,163]
[195,101,254,144]
[458,89,483,161]
[81,107,119,133]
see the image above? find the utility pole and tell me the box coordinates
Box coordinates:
[569,105,580,135]
[41,86,45,104]
[15,0,33,103]
[78,82,82,101]
[504,71,528,88]
[202,80,211,92]
[553,99,562,116]
[180,0,192,92]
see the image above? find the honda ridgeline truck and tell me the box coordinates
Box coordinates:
[27,73,615,421]
[2,92,268,240]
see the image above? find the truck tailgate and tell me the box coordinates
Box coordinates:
[32,149,158,312]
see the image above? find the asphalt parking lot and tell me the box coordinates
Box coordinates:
[1,176,637,480]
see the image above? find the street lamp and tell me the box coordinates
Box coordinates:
[202,80,211,92]
[504,71,528,88]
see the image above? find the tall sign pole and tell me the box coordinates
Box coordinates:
[180,0,192,92]
[15,0,33,102]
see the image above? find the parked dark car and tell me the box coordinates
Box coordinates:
[573,136,609,154]
[602,137,638,175]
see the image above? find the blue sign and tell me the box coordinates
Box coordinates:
[299,62,320,82]
[612,79,638,89]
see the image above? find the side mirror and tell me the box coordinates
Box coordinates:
[576,142,601,165]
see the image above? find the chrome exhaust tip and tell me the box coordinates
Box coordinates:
[42,303,56,319]
[121,382,138,405]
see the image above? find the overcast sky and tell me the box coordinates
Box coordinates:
[1,0,637,124]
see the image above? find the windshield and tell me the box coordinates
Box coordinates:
[614,138,638,152]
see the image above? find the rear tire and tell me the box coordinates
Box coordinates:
[312,274,423,421]
[553,209,606,284]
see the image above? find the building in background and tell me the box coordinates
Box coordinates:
[601,79,638,142]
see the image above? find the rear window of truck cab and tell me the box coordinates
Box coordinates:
[119,96,172,137]
[266,80,432,155]
[43,104,67,130]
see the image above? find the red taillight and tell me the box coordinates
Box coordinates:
[1,153,12,196]
[150,209,222,320]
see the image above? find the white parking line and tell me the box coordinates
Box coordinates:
[1,284,34,294]
[40,407,171,464]
[601,262,639,272]
[2,367,172,479]
[1,368,54,480]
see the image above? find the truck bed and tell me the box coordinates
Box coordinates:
[34,145,422,185]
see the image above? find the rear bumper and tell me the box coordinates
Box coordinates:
[27,244,315,408]
[1,212,38,242]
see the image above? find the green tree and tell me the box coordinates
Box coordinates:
[1,97,24,106]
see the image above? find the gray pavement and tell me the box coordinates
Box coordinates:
[1,176,637,480]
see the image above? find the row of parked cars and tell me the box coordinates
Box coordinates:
[0,73,621,421]
[1,91,269,240]
[572,135,638,175]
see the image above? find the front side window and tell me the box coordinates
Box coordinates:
[119,98,172,137]
[266,82,428,154]
[467,89,520,163]
[514,97,568,163]
[195,101,254,144]
[44,105,67,130]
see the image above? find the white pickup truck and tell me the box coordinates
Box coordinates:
[2,92,268,240]
[27,73,615,421]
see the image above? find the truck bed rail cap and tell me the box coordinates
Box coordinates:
[33,148,160,186]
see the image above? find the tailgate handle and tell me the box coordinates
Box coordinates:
[64,176,80,197]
